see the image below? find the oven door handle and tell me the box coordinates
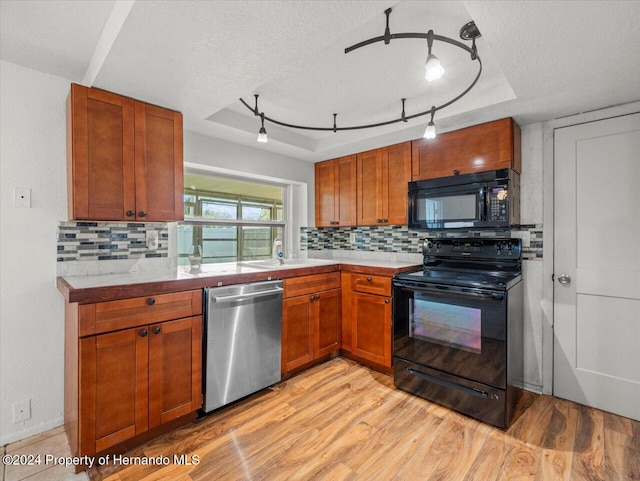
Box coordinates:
[394,282,505,300]
[405,368,499,400]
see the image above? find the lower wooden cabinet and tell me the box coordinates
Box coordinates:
[282,273,341,374]
[341,272,393,371]
[66,290,202,463]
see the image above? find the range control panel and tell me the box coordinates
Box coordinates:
[423,238,521,260]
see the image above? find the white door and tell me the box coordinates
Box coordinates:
[554,112,640,420]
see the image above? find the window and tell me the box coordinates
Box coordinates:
[178,173,285,265]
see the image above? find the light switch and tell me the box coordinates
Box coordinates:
[14,187,31,208]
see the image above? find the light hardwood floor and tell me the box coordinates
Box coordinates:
[5,358,639,480]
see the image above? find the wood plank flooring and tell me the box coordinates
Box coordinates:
[83,358,638,481]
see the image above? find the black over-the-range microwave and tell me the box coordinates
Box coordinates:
[408,168,520,230]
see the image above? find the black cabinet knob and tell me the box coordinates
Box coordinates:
[385,299,390,304]
[126,210,135,217]
[139,329,148,337]
[366,277,372,282]
[453,169,460,175]
[153,327,161,335]
[138,211,147,217]
[147,298,155,305]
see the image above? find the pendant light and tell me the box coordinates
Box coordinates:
[424,30,444,82]
[423,106,436,139]
[257,112,268,143]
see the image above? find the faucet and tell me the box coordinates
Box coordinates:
[272,238,284,264]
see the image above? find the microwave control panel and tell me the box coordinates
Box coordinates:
[488,185,509,222]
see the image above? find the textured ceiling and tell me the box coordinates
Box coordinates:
[2,0,639,162]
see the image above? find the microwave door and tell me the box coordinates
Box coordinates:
[413,184,485,229]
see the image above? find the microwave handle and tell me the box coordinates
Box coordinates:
[479,186,487,221]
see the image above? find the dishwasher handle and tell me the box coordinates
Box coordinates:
[211,287,283,303]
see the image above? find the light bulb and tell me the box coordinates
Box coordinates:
[423,121,436,139]
[425,54,444,82]
[257,126,268,143]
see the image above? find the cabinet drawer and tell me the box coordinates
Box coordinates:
[79,290,202,336]
[351,274,391,296]
[283,272,340,299]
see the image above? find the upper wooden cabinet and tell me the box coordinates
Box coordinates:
[67,83,183,222]
[411,118,521,181]
[357,142,411,226]
[315,155,357,227]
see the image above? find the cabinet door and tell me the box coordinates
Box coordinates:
[316,289,341,357]
[351,292,392,367]
[68,84,135,220]
[148,316,202,429]
[282,295,315,372]
[335,155,357,226]
[134,102,184,221]
[315,155,356,227]
[357,149,383,226]
[79,327,148,455]
[315,160,336,227]
[384,142,411,225]
[411,118,520,180]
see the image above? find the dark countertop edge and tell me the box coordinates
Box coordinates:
[338,263,421,276]
[58,262,422,304]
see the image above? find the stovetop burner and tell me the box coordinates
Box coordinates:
[394,237,523,290]
[396,267,521,289]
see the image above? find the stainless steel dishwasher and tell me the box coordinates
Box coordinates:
[203,280,283,413]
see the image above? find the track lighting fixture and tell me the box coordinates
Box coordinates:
[242,9,482,142]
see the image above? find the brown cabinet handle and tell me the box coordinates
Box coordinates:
[138,211,147,217]
[382,219,388,223]
[385,299,390,304]
[147,298,155,305]
[126,210,135,217]
[453,169,459,175]
[139,329,148,337]
[153,327,161,335]
[366,277,372,282]
[376,219,382,223]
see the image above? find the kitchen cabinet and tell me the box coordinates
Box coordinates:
[67,83,183,222]
[282,272,341,373]
[315,155,357,227]
[411,117,521,181]
[357,142,411,226]
[65,290,201,463]
[341,272,393,372]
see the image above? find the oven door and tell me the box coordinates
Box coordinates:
[408,183,486,230]
[393,280,507,389]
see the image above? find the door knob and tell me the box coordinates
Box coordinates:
[558,274,571,285]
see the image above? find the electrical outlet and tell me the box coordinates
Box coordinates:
[146,230,159,249]
[14,187,31,208]
[13,399,31,423]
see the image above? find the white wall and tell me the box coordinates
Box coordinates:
[0,61,69,444]
[520,123,545,392]
[0,60,314,445]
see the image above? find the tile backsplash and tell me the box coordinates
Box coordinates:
[57,221,169,262]
[301,224,543,260]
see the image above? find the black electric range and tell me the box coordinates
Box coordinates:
[392,237,524,428]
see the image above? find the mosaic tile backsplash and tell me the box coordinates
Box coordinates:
[301,225,543,260]
[57,221,169,262]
